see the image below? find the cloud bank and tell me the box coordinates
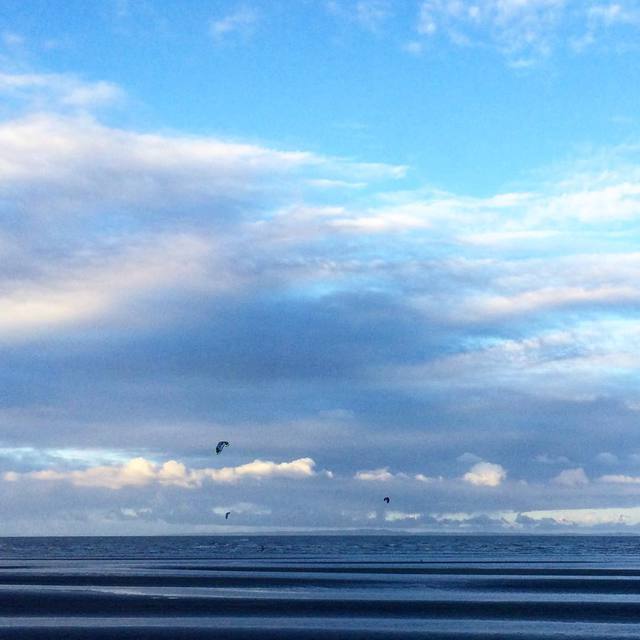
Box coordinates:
[1,60,640,533]
[4,457,323,489]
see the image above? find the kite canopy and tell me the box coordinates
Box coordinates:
[216,441,230,455]
[383,496,390,503]
[225,512,231,520]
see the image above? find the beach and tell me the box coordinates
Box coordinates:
[0,535,639,638]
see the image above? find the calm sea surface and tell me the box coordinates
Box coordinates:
[0,535,640,638]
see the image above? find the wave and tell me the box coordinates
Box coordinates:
[0,589,640,622]
[2,625,635,640]
[2,536,640,637]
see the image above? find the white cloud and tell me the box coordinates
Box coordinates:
[457,452,483,463]
[384,510,421,522]
[331,208,433,233]
[412,1,640,65]
[202,457,323,483]
[0,72,124,110]
[536,182,640,223]
[355,467,438,483]
[553,467,589,487]
[519,505,640,526]
[460,230,559,245]
[417,2,437,35]
[0,111,405,341]
[328,175,640,246]
[120,507,152,518]
[596,451,619,465]
[415,473,440,483]
[355,467,394,481]
[3,456,326,489]
[0,233,219,340]
[0,446,132,467]
[599,474,640,484]
[574,2,640,50]
[0,114,314,215]
[588,2,640,27]
[0,113,403,221]
[386,318,640,401]
[463,461,507,487]
[326,1,392,31]
[415,0,566,64]
[402,40,425,54]
[463,284,640,319]
[435,505,640,529]
[355,0,392,30]
[329,176,640,241]
[210,7,259,42]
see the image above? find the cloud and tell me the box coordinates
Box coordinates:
[463,461,506,487]
[354,466,438,482]
[457,452,482,463]
[355,467,394,481]
[0,72,124,110]
[0,445,132,468]
[413,1,640,65]
[0,234,219,339]
[596,451,619,465]
[120,507,152,519]
[387,318,640,402]
[599,474,640,484]
[0,112,402,225]
[417,2,437,36]
[517,506,640,527]
[354,0,392,31]
[4,456,326,489]
[574,2,640,50]
[402,40,425,55]
[384,510,421,522]
[210,7,259,43]
[433,505,640,530]
[423,504,640,531]
[4,60,640,531]
[326,1,392,32]
[0,110,407,343]
[328,177,640,243]
[587,3,629,26]
[8,89,639,363]
[0,114,315,216]
[462,284,640,319]
[415,473,440,483]
[553,467,589,487]
[5,457,163,489]
[415,0,566,64]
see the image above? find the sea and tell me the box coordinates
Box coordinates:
[0,535,640,638]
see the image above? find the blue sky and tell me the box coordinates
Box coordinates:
[2,0,640,534]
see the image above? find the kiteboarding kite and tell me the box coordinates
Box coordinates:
[383,496,390,504]
[225,511,231,520]
[216,441,230,455]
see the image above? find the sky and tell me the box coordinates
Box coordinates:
[1,0,640,535]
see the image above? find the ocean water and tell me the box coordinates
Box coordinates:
[0,535,640,638]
